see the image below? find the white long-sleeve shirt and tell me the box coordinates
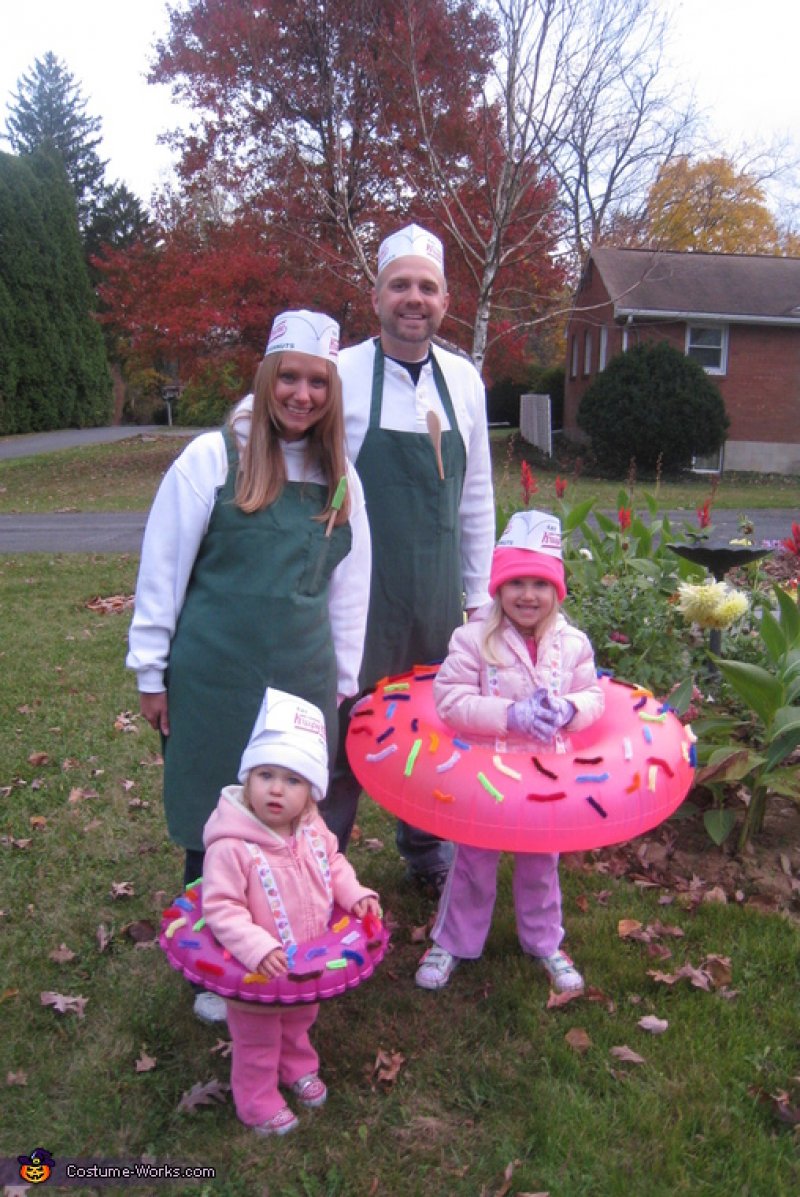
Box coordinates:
[337,338,495,608]
[126,399,371,700]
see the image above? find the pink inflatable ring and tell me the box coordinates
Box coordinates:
[346,669,696,853]
[160,888,389,1005]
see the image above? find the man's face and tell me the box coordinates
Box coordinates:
[372,257,449,360]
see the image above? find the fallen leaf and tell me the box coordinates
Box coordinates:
[6,1070,27,1085]
[29,815,47,830]
[702,954,732,989]
[618,918,643,939]
[409,923,429,943]
[209,1039,232,1058]
[86,594,135,614]
[703,886,728,905]
[114,710,139,733]
[122,919,157,943]
[364,837,385,852]
[96,924,112,952]
[111,881,135,899]
[565,1027,592,1054]
[27,751,49,767]
[371,1048,405,1087]
[40,991,87,1018]
[610,1045,646,1065]
[177,1077,230,1112]
[135,1048,157,1073]
[49,944,77,964]
[637,1015,668,1035]
[546,987,584,1010]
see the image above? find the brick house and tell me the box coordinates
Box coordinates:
[563,247,800,474]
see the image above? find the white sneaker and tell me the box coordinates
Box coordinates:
[193,991,228,1024]
[415,944,460,990]
[536,950,584,993]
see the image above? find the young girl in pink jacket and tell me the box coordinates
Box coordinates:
[415,510,604,994]
[202,688,380,1136]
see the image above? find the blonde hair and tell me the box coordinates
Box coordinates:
[482,584,562,666]
[230,353,351,524]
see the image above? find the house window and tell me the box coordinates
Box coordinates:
[583,330,592,375]
[691,446,725,473]
[686,324,728,374]
[569,334,578,379]
[599,327,608,371]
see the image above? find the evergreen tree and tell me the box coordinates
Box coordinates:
[5,52,107,237]
[0,148,111,433]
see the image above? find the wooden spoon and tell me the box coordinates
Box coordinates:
[426,409,445,480]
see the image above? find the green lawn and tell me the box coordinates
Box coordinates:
[0,554,798,1195]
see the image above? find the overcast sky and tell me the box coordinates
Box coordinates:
[2,0,799,205]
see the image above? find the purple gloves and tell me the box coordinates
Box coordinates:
[507,688,576,742]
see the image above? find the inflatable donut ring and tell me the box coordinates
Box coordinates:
[160,889,389,1006]
[346,669,696,853]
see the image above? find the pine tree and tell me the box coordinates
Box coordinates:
[5,51,107,237]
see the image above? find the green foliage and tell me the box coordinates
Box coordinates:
[577,341,729,472]
[175,361,246,427]
[0,148,111,433]
[693,587,800,848]
[560,488,706,693]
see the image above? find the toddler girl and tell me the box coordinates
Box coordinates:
[415,510,603,993]
[202,688,380,1136]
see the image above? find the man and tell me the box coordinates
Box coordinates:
[319,223,496,894]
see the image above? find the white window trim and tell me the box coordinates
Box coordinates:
[583,329,592,375]
[685,323,729,375]
[599,326,608,371]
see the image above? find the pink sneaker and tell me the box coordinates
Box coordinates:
[290,1073,327,1108]
[253,1105,299,1136]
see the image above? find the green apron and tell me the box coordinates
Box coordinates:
[356,341,467,689]
[163,430,352,850]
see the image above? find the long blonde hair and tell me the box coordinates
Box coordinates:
[231,354,351,524]
[482,584,562,666]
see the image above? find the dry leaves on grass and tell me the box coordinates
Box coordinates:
[610,1045,646,1066]
[49,944,76,965]
[135,1048,157,1073]
[6,1070,27,1086]
[565,1027,592,1054]
[370,1048,405,1088]
[110,881,135,899]
[85,594,134,614]
[648,954,733,992]
[40,991,87,1019]
[637,1015,669,1035]
[27,751,49,767]
[177,1078,230,1113]
[749,1081,800,1128]
[114,710,139,733]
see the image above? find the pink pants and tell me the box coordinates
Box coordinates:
[432,844,564,959]
[225,1000,320,1125]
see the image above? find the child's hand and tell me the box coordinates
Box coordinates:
[352,896,381,919]
[508,690,575,741]
[257,947,288,978]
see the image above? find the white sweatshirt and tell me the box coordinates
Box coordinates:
[338,338,495,609]
[126,399,371,700]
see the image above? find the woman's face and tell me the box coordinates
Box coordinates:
[272,352,330,441]
[499,577,556,636]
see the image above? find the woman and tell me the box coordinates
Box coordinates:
[127,310,371,1022]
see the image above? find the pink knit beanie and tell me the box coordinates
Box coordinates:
[488,510,566,601]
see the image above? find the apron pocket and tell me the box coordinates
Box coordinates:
[297,523,353,596]
[437,475,459,533]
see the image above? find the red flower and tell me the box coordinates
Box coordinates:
[618,507,632,531]
[609,630,630,644]
[555,476,567,499]
[781,521,800,557]
[697,499,712,529]
[520,461,538,505]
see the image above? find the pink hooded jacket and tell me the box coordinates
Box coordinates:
[201,787,377,973]
[434,604,604,752]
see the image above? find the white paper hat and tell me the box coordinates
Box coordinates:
[238,687,329,801]
[264,310,340,364]
[377,223,445,277]
[498,510,563,558]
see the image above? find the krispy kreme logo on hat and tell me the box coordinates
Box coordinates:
[264,310,340,364]
[294,707,326,743]
[377,223,445,275]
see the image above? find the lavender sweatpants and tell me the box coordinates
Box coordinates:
[431,844,564,959]
[225,1001,320,1125]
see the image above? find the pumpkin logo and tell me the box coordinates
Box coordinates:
[17,1147,55,1184]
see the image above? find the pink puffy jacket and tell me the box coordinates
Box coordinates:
[202,787,377,973]
[433,605,604,752]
